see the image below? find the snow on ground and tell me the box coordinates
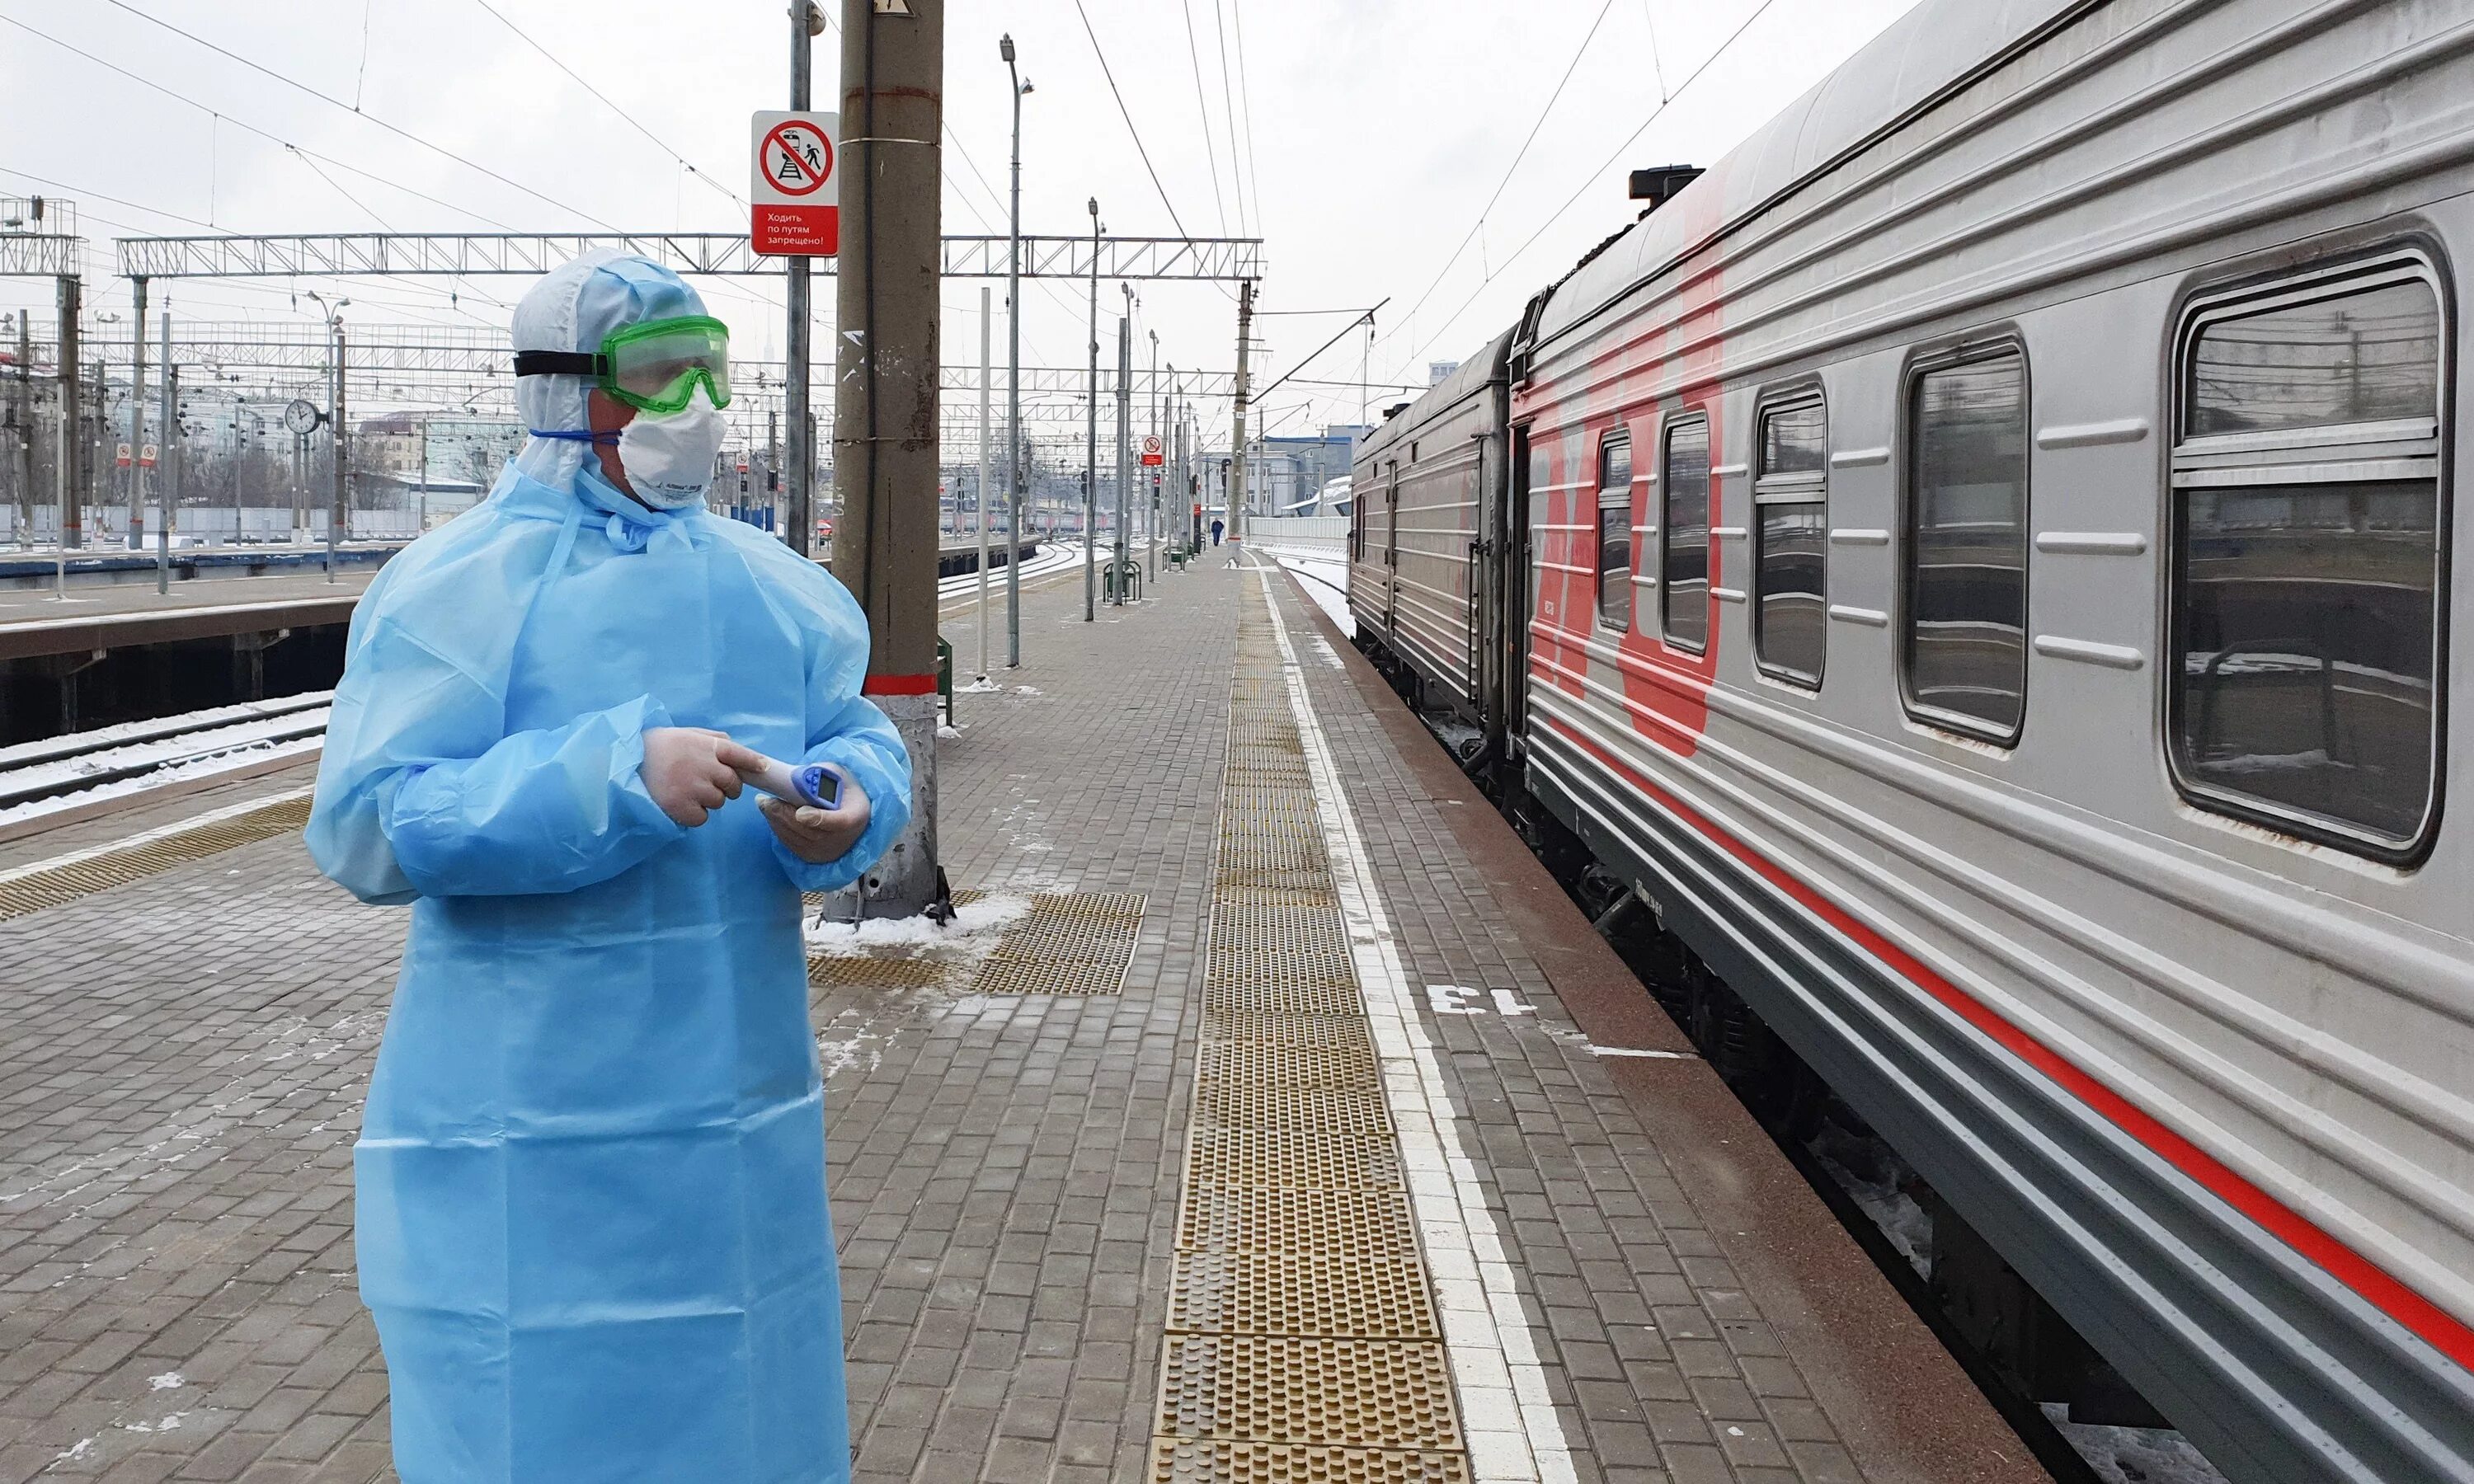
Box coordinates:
[804,890,1030,952]
[1,708,328,802]
[0,736,324,830]
[1259,548,1355,636]
[2043,1405,2232,1484]
[936,542,1090,600]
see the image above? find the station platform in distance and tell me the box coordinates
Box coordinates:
[0,549,2039,1484]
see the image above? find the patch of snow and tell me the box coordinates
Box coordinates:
[1807,1117,1935,1279]
[54,1438,95,1463]
[805,891,1030,951]
[147,1373,183,1391]
[2043,1404,2232,1484]
[0,735,323,829]
[1014,685,1042,696]
[957,677,1004,694]
[937,724,963,740]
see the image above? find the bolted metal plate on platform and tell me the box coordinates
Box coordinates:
[1156,1335,1460,1446]
[0,792,312,922]
[1188,1130,1403,1190]
[1151,1442,1469,1484]
[1169,1252,1441,1337]
[1202,978,1366,1017]
[1202,1012,1379,1050]
[1177,1189,1422,1259]
[968,890,1146,995]
[1196,1082,1393,1135]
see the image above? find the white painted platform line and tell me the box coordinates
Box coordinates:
[1252,568,1578,1484]
[0,786,314,887]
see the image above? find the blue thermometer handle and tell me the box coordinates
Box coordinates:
[790,763,843,810]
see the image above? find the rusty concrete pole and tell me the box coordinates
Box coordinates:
[1228,278,1253,544]
[830,0,946,918]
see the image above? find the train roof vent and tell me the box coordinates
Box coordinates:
[1627,165,1703,214]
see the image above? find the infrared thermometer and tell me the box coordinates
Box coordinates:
[741,755,844,811]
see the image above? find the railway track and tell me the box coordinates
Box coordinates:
[0,542,1108,836]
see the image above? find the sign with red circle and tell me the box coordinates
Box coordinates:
[750,110,840,256]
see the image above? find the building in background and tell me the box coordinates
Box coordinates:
[1259,425,1371,517]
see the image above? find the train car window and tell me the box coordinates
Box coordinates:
[1662,415,1711,651]
[1903,349,2028,742]
[1755,396,1827,685]
[1596,434,1633,630]
[2169,259,2446,858]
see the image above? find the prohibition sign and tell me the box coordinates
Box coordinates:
[760,121,833,198]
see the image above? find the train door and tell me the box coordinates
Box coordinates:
[1384,456,1403,632]
[1503,425,1536,757]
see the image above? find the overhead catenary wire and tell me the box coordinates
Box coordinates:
[1179,0,1233,235]
[0,15,528,232]
[467,0,748,212]
[1392,0,1784,375]
[1066,0,1195,242]
[92,0,624,228]
[1208,0,1248,236]
[1228,0,1265,240]
[1385,0,1618,343]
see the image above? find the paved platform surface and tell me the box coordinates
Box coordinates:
[0,571,383,627]
[0,547,2039,1483]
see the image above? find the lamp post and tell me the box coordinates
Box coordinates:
[1084,196,1099,621]
[1001,34,1031,667]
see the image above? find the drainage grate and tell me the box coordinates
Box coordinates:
[1151,586,1467,1469]
[1151,1442,1469,1484]
[1195,1082,1393,1135]
[807,954,948,991]
[1156,1335,1460,1445]
[1188,1131,1402,1190]
[967,890,1145,995]
[1177,1189,1422,1259]
[0,791,313,922]
[1197,1040,1380,1087]
[1169,1253,1440,1337]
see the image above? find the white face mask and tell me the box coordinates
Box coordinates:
[617,387,726,508]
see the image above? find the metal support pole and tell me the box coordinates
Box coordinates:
[1002,34,1027,666]
[54,275,81,571]
[1230,278,1253,545]
[1084,197,1098,622]
[153,304,171,589]
[1148,333,1159,582]
[785,0,818,559]
[1113,310,1129,606]
[976,285,991,683]
[13,312,31,547]
[830,0,946,918]
[127,276,147,551]
[160,357,177,589]
[327,317,346,579]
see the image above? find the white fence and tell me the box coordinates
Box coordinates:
[1247,514,1348,557]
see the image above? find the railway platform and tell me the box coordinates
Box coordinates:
[0,552,2039,1484]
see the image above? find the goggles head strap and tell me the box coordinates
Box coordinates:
[513,350,606,379]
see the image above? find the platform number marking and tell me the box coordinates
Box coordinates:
[1426,984,1536,1017]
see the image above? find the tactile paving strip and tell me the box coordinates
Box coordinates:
[1169,1253,1440,1337]
[1152,1442,1470,1484]
[1178,1189,1422,1259]
[0,791,313,922]
[1151,588,1468,1466]
[1157,1336,1460,1445]
[967,890,1145,995]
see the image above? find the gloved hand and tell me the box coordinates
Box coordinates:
[758,765,872,864]
[642,727,763,827]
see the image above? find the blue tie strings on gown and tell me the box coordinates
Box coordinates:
[307,249,910,1484]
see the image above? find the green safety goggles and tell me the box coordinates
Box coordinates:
[513,315,733,414]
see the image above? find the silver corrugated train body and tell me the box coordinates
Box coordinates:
[1349,2,2474,1478]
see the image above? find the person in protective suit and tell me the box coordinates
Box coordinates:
[308,250,910,1484]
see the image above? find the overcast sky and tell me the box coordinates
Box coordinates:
[0,0,1922,453]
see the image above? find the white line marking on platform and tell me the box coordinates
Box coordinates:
[1587,1045,1696,1059]
[1253,566,1578,1484]
[0,786,313,886]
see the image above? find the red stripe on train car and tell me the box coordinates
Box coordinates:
[1539,711,2474,1373]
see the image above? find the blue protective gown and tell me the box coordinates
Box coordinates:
[308,462,909,1484]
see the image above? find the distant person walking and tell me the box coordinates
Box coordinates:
[1210,517,1225,546]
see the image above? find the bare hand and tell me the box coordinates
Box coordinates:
[758,766,872,863]
[642,727,764,827]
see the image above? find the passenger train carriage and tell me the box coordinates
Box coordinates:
[1348,2,2474,1479]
